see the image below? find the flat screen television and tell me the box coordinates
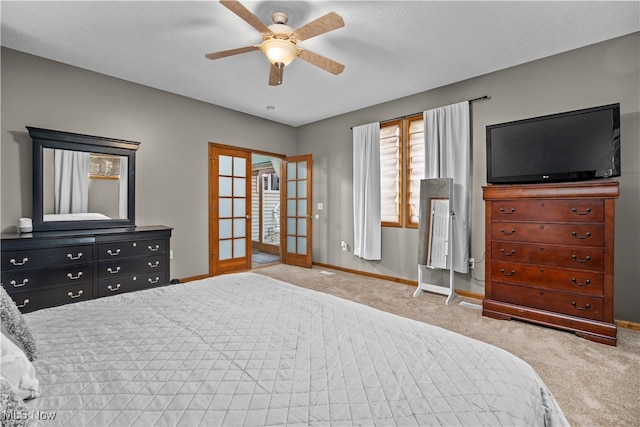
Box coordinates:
[486,103,620,184]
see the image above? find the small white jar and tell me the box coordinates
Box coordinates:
[18,218,33,233]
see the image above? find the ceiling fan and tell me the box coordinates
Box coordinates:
[205,0,345,86]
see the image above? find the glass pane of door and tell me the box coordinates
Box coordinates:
[283,155,312,267]
[219,155,247,263]
[286,160,307,255]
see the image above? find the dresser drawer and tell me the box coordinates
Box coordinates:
[492,261,604,295]
[491,281,604,321]
[98,238,167,260]
[1,264,92,294]
[491,242,604,271]
[491,199,604,222]
[98,271,168,297]
[97,255,167,278]
[491,222,604,246]
[1,245,92,272]
[9,284,93,313]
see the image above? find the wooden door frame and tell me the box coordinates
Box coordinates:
[208,143,285,276]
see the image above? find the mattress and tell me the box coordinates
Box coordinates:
[23,272,568,426]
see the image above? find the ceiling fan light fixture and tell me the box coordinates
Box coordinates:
[261,38,298,66]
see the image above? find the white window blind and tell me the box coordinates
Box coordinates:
[379,122,401,225]
[407,117,425,226]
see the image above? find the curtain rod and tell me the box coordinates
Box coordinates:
[350,95,490,130]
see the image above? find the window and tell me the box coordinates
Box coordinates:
[379,120,402,226]
[262,172,280,192]
[405,115,425,228]
[379,114,425,228]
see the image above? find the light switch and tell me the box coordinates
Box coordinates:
[317,202,324,210]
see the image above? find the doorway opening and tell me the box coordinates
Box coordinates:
[251,154,281,268]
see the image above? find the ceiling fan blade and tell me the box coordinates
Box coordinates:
[220,0,273,35]
[269,63,283,86]
[292,12,344,42]
[298,49,345,75]
[205,45,259,60]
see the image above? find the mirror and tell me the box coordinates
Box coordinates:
[414,177,457,304]
[28,127,139,231]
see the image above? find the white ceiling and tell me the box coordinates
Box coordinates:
[1,1,638,127]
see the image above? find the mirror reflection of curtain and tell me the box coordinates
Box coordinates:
[118,157,128,219]
[352,122,381,260]
[53,150,90,214]
[424,101,470,273]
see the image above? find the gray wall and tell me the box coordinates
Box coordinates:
[296,33,640,322]
[1,48,297,279]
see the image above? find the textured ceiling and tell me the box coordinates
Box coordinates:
[1,1,638,127]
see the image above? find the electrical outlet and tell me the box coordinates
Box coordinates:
[468,258,475,269]
[341,241,348,251]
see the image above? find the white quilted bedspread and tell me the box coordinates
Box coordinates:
[24,273,568,426]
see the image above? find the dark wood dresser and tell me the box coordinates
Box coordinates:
[482,181,618,345]
[1,226,172,313]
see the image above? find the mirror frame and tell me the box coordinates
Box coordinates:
[28,126,140,232]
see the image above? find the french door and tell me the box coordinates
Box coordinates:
[209,144,312,275]
[209,145,252,275]
[282,155,312,267]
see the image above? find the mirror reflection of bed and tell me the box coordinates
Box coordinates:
[251,154,281,268]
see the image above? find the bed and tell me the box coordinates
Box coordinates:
[3,272,568,426]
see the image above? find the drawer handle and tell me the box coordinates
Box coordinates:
[10,279,29,288]
[571,231,592,239]
[148,261,160,268]
[108,284,121,292]
[500,228,516,235]
[67,252,83,260]
[147,245,160,252]
[107,267,121,274]
[16,299,30,309]
[499,208,516,215]
[500,248,516,256]
[500,268,516,276]
[571,301,591,311]
[107,249,121,256]
[9,257,29,266]
[67,290,84,299]
[571,255,591,263]
[67,272,83,280]
[148,277,160,284]
[571,278,591,287]
[572,207,592,216]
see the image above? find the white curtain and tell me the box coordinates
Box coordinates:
[118,157,128,219]
[270,158,282,178]
[54,150,90,214]
[424,101,470,273]
[353,122,381,260]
